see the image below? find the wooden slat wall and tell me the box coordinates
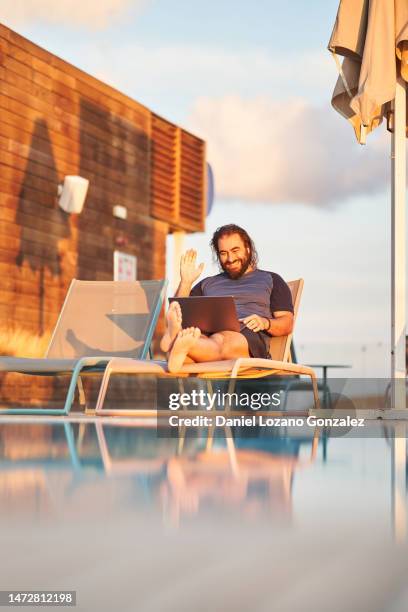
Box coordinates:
[180,129,206,231]
[150,114,206,232]
[0,24,180,347]
[150,114,178,223]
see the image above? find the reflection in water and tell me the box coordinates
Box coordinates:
[0,422,319,524]
[159,446,315,527]
[0,470,51,516]
[1,421,406,534]
[1,421,408,611]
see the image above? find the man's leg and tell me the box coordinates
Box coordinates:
[160,302,182,353]
[168,328,249,372]
[188,331,250,361]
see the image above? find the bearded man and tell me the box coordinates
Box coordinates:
[161,224,294,372]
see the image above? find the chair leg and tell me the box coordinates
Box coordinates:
[176,378,187,452]
[63,363,87,415]
[311,427,320,460]
[227,376,237,396]
[95,365,113,414]
[326,386,333,410]
[384,381,392,409]
[77,376,88,412]
[178,378,186,395]
[310,373,321,411]
[281,380,297,411]
[205,380,215,450]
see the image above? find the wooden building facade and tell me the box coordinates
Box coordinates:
[0,24,206,406]
[0,24,206,352]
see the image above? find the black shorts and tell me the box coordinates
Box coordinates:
[240,328,270,359]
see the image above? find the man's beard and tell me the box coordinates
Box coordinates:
[221,252,251,279]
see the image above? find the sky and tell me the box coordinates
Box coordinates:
[1,0,404,376]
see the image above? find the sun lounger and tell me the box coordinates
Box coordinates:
[94,279,320,416]
[0,279,167,415]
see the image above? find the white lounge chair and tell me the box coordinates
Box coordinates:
[0,279,167,415]
[94,279,320,416]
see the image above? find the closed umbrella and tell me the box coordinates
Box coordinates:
[328,0,408,410]
[329,0,408,143]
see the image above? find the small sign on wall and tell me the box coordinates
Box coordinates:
[114,251,137,281]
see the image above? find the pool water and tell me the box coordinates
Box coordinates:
[1,418,408,612]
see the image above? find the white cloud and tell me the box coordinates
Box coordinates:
[1,0,144,29]
[50,39,389,207]
[188,95,389,206]
[72,43,334,106]
[3,17,387,207]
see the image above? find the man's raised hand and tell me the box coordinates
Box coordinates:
[180,249,204,285]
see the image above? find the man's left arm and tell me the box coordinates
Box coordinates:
[264,311,294,336]
[267,273,294,335]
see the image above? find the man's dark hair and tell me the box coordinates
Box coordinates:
[210,224,258,268]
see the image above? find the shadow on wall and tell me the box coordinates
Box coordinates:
[77,99,150,281]
[15,118,71,335]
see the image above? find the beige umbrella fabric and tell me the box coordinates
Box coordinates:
[328,0,408,143]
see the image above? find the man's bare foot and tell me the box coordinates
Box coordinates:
[160,302,182,353]
[168,327,201,372]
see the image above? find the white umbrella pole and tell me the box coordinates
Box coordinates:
[391,76,407,410]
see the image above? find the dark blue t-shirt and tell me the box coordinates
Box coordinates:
[190,270,293,323]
